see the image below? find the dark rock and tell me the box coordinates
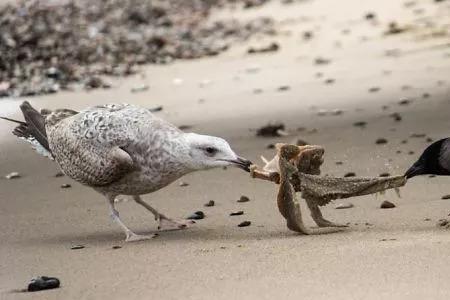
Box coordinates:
[267,143,275,149]
[179,182,189,187]
[302,31,313,40]
[178,125,192,130]
[149,106,163,113]
[314,57,331,65]
[344,172,356,177]
[204,200,215,207]
[437,219,449,227]
[324,78,335,84]
[422,93,430,98]
[380,201,396,209]
[375,138,388,144]
[365,12,376,20]
[54,171,65,177]
[237,195,250,203]
[441,195,450,200]
[277,85,290,92]
[386,22,408,35]
[353,121,367,127]
[398,98,412,105]
[112,245,122,249]
[61,184,71,189]
[256,122,285,137]
[28,276,60,292]
[70,245,85,250]
[410,133,426,138]
[368,87,380,93]
[335,161,343,165]
[408,151,415,155]
[238,221,251,227]
[247,42,279,54]
[379,172,390,177]
[389,112,402,122]
[230,211,244,216]
[186,211,205,220]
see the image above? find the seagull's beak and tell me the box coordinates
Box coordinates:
[405,161,425,179]
[218,156,253,172]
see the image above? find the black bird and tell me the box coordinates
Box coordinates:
[405,138,450,178]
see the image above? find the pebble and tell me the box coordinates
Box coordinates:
[237,195,250,203]
[267,143,275,149]
[61,184,72,188]
[380,201,396,209]
[28,276,60,292]
[178,125,192,130]
[389,113,402,121]
[375,138,388,145]
[238,221,251,227]
[364,12,376,20]
[353,121,367,127]
[277,85,291,92]
[247,42,279,54]
[314,57,331,65]
[424,218,431,221]
[368,87,380,93]
[204,200,215,207]
[230,211,244,216]
[186,211,205,220]
[437,219,449,227]
[344,172,356,177]
[131,84,149,93]
[398,98,412,105]
[379,172,390,177]
[54,171,65,177]
[256,123,286,137]
[112,245,122,249]
[70,245,85,250]
[179,182,189,187]
[5,172,20,179]
[335,203,354,209]
[324,78,335,84]
[335,161,344,165]
[149,106,163,113]
[441,195,450,200]
[411,133,426,138]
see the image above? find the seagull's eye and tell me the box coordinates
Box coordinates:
[204,147,218,156]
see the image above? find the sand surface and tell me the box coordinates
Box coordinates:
[1,0,450,299]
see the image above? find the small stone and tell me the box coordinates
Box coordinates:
[266,143,275,149]
[256,122,285,137]
[426,137,433,142]
[277,85,290,92]
[324,78,335,84]
[112,245,122,249]
[70,245,85,250]
[247,42,279,54]
[379,172,390,177]
[364,12,376,20]
[398,98,412,105]
[131,84,149,93]
[61,183,71,188]
[253,88,263,94]
[380,201,396,209]
[441,195,450,200]
[375,138,388,145]
[335,203,354,209]
[186,211,205,220]
[204,200,215,207]
[178,125,192,130]
[424,218,431,221]
[179,182,189,187]
[335,161,343,165]
[238,221,251,227]
[230,211,244,216]
[368,87,380,93]
[401,140,408,144]
[5,172,21,179]
[429,174,436,178]
[54,171,65,177]
[422,93,430,98]
[344,172,356,177]
[28,276,60,292]
[303,31,313,40]
[237,196,250,203]
[353,121,367,127]
[149,106,163,113]
[314,57,331,65]
[389,112,402,121]
[408,151,415,155]
[437,219,449,227]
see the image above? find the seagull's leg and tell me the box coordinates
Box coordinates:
[132,195,194,231]
[305,198,348,228]
[107,195,157,242]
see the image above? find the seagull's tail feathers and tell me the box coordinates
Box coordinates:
[0,101,53,159]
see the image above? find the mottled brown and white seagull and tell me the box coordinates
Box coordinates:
[2,101,252,242]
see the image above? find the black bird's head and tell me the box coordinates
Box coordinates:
[405,138,450,179]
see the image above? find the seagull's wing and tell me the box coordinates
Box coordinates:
[47,104,157,187]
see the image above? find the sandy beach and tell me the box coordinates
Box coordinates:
[1,0,450,299]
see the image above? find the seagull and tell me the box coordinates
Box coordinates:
[1,101,252,242]
[405,138,450,178]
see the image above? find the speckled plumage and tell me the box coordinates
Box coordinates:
[46,103,188,195]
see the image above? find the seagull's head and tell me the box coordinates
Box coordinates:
[183,133,252,172]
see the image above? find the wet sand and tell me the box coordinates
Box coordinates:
[1,0,450,299]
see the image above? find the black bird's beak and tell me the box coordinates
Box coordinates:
[219,157,253,172]
[405,161,425,179]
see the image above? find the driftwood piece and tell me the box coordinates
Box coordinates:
[250,143,407,234]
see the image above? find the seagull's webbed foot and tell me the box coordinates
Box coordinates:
[157,215,195,231]
[125,232,158,242]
